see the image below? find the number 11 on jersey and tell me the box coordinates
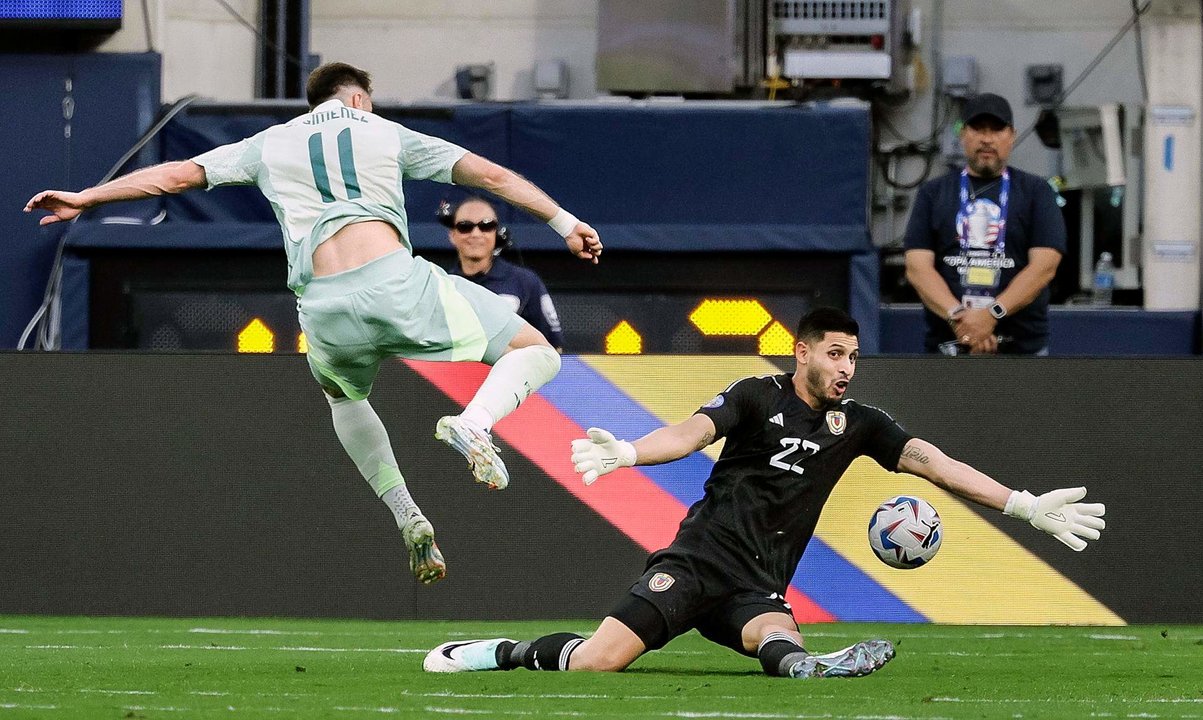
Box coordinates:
[307,127,361,203]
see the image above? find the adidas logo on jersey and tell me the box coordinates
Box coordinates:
[769,413,784,427]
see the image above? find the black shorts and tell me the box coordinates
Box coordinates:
[609,560,794,657]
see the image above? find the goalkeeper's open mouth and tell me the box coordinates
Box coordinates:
[833,379,849,396]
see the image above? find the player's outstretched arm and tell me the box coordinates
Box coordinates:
[571,414,716,485]
[24,161,208,225]
[451,153,602,264]
[897,438,1106,551]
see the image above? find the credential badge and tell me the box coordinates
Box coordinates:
[826,410,846,435]
[648,572,675,592]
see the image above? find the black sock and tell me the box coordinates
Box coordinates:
[757,631,810,677]
[495,640,519,670]
[500,633,584,671]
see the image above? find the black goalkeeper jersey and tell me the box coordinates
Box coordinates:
[647,373,912,593]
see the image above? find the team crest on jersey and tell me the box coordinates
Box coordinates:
[648,573,675,592]
[702,395,725,409]
[826,411,847,435]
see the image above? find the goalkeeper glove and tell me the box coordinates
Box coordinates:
[570,427,636,485]
[1004,487,1106,551]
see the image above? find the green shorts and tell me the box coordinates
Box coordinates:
[297,249,524,400]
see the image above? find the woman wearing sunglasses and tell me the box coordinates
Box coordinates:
[445,197,564,352]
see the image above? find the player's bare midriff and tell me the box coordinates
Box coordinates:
[312,220,403,277]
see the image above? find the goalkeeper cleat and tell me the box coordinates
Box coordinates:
[788,639,895,679]
[435,416,509,490]
[424,638,513,673]
[401,512,446,585]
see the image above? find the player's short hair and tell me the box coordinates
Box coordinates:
[796,307,859,344]
[306,62,373,108]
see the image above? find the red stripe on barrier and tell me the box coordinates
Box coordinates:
[404,359,835,623]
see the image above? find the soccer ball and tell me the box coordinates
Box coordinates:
[867,495,942,569]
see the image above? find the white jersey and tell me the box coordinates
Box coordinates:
[191,99,468,293]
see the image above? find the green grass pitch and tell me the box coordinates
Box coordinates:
[0,616,1200,719]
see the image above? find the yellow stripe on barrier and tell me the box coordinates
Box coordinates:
[821,458,1124,625]
[581,355,1124,626]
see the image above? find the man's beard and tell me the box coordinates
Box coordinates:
[968,154,1003,178]
[806,365,839,410]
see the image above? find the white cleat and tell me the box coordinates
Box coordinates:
[435,416,510,490]
[789,639,895,679]
[424,638,513,673]
[401,512,445,585]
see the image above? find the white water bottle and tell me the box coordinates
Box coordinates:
[1092,252,1115,306]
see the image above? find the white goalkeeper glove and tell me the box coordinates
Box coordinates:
[1004,487,1106,551]
[570,427,636,485]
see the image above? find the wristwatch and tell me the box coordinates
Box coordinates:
[988,302,1008,319]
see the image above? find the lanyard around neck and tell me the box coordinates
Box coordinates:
[959,168,1010,253]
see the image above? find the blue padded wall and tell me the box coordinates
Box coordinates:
[0,53,160,348]
[505,104,872,252]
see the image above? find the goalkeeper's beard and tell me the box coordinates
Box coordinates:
[806,365,842,410]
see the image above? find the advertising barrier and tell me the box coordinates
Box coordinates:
[0,354,1197,623]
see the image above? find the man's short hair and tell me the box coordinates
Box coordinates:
[796,307,859,344]
[306,62,373,108]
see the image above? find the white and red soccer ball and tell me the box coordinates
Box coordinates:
[868,495,943,569]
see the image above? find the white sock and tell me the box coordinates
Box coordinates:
[462,345,560,432]
[327,394,420,526]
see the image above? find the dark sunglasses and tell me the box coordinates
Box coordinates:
[452,219,499,233]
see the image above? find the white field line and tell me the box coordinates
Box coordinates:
[187,691,313,698]
[655,650,710,655]
[9,689,156,696]
[20,644,424,653]
[666,714,952,720]
[421,710,581,717]
[407,691,843,702]
[931,697,1203,704]
[122,706,293,714]
[417,712,939,720]
[189,627,321,636]
[0,629,130,635]
[161,645,426,654]
[1087,634,1141,640]
[913,651,1019,657]
[806,630,1063,640]
[0,627,416,638]
[0,705,58,711]
[413,692,675,701]
[5,688,312,699]
[412,695,956,719]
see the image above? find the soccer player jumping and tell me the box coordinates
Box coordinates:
[425,307,1105,679]
[24,63,601,586]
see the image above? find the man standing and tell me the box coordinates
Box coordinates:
[905,93,1066,355]
[443,196,564,351]
[423,308,1105,678]
[25,62,602,585]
